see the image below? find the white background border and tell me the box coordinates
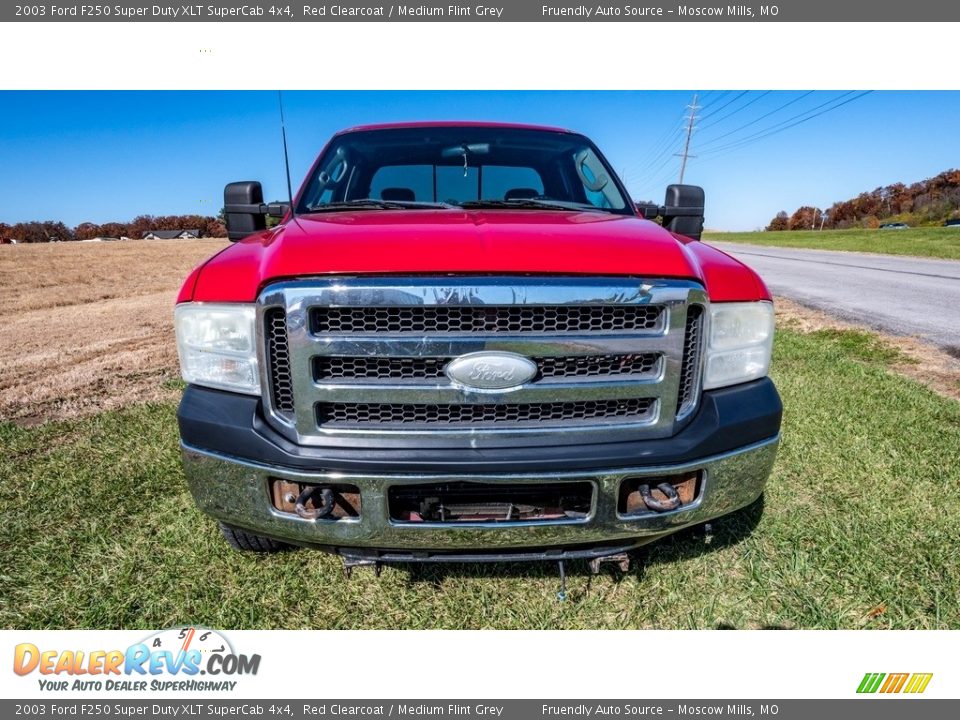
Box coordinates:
[1,18,957,702]
[1,22,958,90]
[1,629,953,698]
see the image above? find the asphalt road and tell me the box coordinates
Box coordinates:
[707,241,960,351]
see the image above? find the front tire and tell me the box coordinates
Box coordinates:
[219,523,291,553]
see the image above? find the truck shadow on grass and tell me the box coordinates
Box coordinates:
[398,495,766,589]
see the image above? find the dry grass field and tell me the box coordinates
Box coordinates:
[0,239,227,423]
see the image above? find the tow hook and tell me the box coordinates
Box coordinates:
[638,483,682,512]
[295,485,336,520]
[588,552,631,575]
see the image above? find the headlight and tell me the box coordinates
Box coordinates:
[702,301,774,390]
[174,303,260,395]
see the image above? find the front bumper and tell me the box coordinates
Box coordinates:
[183,435,778,555]
[179,379,781,556]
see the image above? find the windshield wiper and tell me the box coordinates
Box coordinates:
[458,199,610,213]
[304,199,454,213]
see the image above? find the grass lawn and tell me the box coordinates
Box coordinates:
[703,227,960,260]
[2,327,959,630]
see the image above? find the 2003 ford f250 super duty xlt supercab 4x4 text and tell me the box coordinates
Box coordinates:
[175,122,782,571]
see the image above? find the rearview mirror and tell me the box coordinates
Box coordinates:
[661,184,705,241]
[224,181,267,241]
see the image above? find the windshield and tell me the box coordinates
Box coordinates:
[295,126,633,215]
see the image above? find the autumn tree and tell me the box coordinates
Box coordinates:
[8,221,74,243]
[74,222,104,240]
[2,215,226,242]
[778,169,960,230]
[766,211,789,231]
[128,215,157,239]
[99,222,130,238]
[789,206,817,231]
[205,220,228,237]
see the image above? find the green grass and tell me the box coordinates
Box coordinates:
[703,227,960,260]
[2,327,959,629]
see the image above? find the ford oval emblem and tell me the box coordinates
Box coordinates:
[445,351,538,391]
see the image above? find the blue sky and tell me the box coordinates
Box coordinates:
[1,90,957,230]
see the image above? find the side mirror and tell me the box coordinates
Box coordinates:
[224,181,291,241]
[661,184,705,241]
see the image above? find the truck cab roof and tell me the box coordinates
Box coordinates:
[336,121,575,135]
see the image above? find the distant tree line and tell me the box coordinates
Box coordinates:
[0,214,227,243]
[767,169,960,231]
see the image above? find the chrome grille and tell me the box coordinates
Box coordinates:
[265,308,294,413]
[312,304,663,334]
[313,353,661,381]
[677,305,704,416]
[259,277,707,449]
[318,398,656,428]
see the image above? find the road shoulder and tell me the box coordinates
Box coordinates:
[775,296,960,402]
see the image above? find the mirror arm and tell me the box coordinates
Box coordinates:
[661,205,705,217]
[224,202,290,218]
[636,204,704,220]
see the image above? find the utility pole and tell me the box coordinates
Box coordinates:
[675,93,700,184]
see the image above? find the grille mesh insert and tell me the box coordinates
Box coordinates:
[677,305,704,414]
[317,398,655,428]
[538,354,659,379]
[265,308,294,413]
[314,354,661,381]
[316,356,448,380]
[312,305,663,334]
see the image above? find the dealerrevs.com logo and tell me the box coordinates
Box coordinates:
[13,628,260,692]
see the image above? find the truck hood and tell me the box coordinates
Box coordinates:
[183,210,768,303]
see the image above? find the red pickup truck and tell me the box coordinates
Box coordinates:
[175,122,781,570]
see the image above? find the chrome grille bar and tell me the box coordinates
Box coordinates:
[257,277,707,449]
[311,303,664,334]
[318,398,657,428]
[313,353,661,382]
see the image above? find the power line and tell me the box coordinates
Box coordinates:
[697,90,772,132]
[695,90,730,108]
[700,90,731,109]
[620,124,685,185]
[696,91,874,163]
[624,122,684,180]
[697,90,748,121]
[700,91,868,157]
[626,144,682,197]
[696,91,816,149]
[701,91,856,154]
[633,142,698,199]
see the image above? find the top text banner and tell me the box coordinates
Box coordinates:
[6,1,960,22]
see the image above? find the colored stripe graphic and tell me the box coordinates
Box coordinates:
[857,673,885,693]
[880,673,909,693]
[904,673,933,694]
[857,672,932,694]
